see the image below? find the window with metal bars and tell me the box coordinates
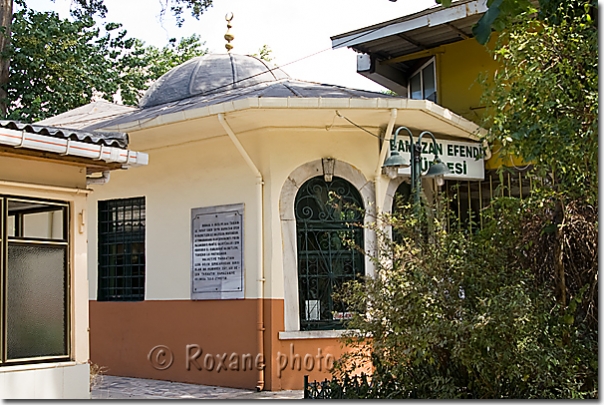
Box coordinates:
[0,195,70,365]
[98,197,145,301]
[444,168,533,231]
[390,168,534,232]
[295,176,365,331]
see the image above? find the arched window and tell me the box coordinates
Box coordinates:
[295,176,364,330]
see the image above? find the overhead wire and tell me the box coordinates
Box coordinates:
[335,111,381,139]
[112,23,397,128]
[165,23,396,101]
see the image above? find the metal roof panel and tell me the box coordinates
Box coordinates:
[82,79,394,131]
[331,0,487,58]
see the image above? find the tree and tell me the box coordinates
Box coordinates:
[66,0,215,23]
[6,7,207,121]
[333,1,597,398]
[0,0,13,115]
[480,0,597,331]
[113,34,208,106]
[0,0,214,116]
[483,1,597,204]
[158,0,214,27]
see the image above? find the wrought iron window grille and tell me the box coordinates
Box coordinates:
[295,176,364,331]
[98,197,146,301]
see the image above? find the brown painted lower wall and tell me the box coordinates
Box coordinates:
[89,299,347,391]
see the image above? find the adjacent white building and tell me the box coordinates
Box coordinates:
[0,121,147,398]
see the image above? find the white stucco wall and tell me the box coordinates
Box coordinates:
[85,117,442,340]
[87,124,390,303]
[88,133,259,300]
[0,362,90,399]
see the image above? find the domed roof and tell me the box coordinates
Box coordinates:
[139,53,290,108]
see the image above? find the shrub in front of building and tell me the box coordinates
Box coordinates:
[332,195,597,399]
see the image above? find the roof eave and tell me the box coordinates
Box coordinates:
[95,97,486,142]
[330,0,487,50]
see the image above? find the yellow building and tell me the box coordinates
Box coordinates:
[332,0,497,124]
[331,0,531,228]
[0,121,147,398]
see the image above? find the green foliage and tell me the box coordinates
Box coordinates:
[7,9,113,121]
[160,0,213,27]
[438,0,595,45]
[335,200,597,398]
[6,7,207,121]
[66,0,108,19]
[474,0,536,44]
[482,4,598,204]
[305,371,401,399]
[340,0,598,399]
[30,0,213,24]
[115,34,208,106]
[251,44,273,62]
[436,0,536,44]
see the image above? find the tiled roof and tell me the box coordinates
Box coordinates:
[0,120,128,148]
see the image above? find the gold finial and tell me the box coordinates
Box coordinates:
[224,12,234,53]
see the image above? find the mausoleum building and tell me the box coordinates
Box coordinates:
[40,47,486,390]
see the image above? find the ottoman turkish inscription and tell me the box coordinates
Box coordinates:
[191,203,244,300]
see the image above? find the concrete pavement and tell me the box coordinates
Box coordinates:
[91,375,304,400]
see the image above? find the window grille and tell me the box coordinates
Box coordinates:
[98,197,145,301]
[295,177,364,330]
[445,168,533,231]
[390,168,534,232]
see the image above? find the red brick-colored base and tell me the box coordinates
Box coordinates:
[89,299,346,390]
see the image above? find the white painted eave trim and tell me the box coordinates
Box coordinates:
[0,128,149,168]
[102,97,486,141]
[331,0,487,49]
[0,180,92,195]
[279,330,359,340]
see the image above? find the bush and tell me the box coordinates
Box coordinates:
[334,197,597,399]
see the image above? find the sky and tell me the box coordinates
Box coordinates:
[25,0,437,92]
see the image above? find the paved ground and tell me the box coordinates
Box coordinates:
[91,375,304,400]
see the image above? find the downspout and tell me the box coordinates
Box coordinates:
[374,109,398,218]
[217,113,265,391]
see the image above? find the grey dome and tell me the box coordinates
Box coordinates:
[139,53,290,108]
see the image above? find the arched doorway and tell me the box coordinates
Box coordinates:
[295,176,364,330]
